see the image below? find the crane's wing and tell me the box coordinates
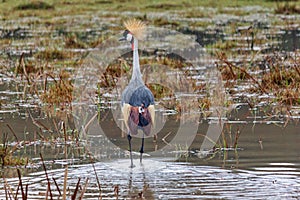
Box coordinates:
[148,105,155,127]
[128,106,139,135]
[122,103,131,130]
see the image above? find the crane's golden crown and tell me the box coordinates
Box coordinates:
[124,18,146,40]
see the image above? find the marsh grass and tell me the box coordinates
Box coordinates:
[2,0,298,117]
[147,83,173,99]
[220,124,242,149]
[36,48,73,60]
[217,52,267,93]
[275,1,300,14]
[198,96,211,111]
[0,0,295,21]
[14,61,76,129]
[261,56,300,105]
[145,3,184,10]
[218,52,300,103]
[64,33,87,49]
[0,133,28,167]
[3,154,97,199]
[152,18,180,27]
[40,70,73,108]
[99,59,130,88]
[213,40,238,51]
[14,1,54,11]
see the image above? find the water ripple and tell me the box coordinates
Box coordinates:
[1,160,300,199]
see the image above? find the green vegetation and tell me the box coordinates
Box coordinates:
[147,83,173,99]
[0,133,28,167]
[0,144,28,166]
[212,40,238,51]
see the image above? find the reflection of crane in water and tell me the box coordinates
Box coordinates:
[119,19,155,168]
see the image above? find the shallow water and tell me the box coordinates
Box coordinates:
[1,113,300,199]
[1,158,300,199]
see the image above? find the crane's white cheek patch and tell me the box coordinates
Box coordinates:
[126,33,133,41]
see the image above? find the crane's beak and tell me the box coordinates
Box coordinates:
[119,36,126,41]
[120,30,130,41]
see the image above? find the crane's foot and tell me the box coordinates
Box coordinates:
[129,163,136,168]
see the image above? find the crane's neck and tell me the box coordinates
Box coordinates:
[131,38,143,83]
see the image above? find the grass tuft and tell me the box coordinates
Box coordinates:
[15,1,54,10]
[147,83,173,99]
[36,48,70,60]
[145,3,182,10]
[64,33,87,49]
[0,133,28,167]
[275,2,300,14]
[40,70,73,108]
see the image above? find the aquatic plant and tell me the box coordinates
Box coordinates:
[36,48,72,60]
[0,132,28,167]
[261,59,300,105]
[213,40,238,51]
[99,59,130,88]
[152,18,180,27]
[3,155,94,199]
[40,70,73,109]
[64,33,87,49]
[216,52,267,93]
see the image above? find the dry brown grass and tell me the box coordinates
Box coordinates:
[262,65,300,105]
[275,2,300,14]
[40,70,73,108]
[216,51,300,107]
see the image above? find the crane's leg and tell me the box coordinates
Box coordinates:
[127,134,135,168]
[140,134,145,163]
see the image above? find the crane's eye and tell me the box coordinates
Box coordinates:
[126,33,133,42]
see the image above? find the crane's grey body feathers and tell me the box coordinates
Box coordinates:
[122,84,154,107]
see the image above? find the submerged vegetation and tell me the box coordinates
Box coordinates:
[0,133,28,167]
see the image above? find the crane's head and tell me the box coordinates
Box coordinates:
[119,18,146,50]
[119,30,134,49]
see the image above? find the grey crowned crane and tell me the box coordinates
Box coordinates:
[119,19,155,168]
